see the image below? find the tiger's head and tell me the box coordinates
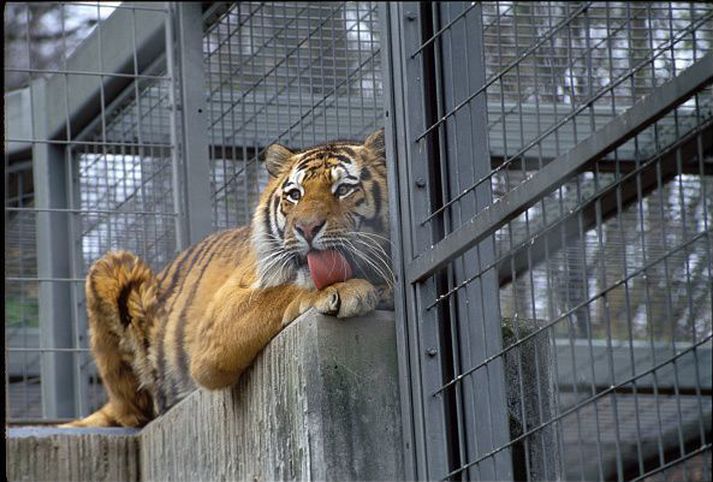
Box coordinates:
[252,129,391,289]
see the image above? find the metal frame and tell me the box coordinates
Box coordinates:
[172,2,212,247]
[5,0,386,424]
[5,1,188,422]
[6,5,712,481]
[384,3,513,479]
[30,79,76,418]
[384,2,713,480]
[407,52,713,283]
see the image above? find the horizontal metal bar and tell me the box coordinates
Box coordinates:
[442,333,713,480]
[5,277,85,283]
[6,348,91,353]
[5,207,178,216]
[556,383,712,398]
[480,5,709,18]
[406,51,713,283]
[4,138,173,149]
[4,160,33,174]
[3,67,169,81]
[552,339,713,391]
[22,2,169,13]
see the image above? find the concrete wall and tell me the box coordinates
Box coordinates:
[6,427,141,482]
[7,310,404,482]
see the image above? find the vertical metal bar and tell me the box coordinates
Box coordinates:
[165,3,184,251]
[424,5,465,479]
[380,4,417,479]
[439,3,514,480]
[693,90,713,482]
[30,78,76,418]
[58,1,89,419]
[4,138,11,419]
[405,2,451,476]
[439,5,468,478]
[383,2,449,478]
[216,5,228,226]
[174,2,213,245]
[246,4,258,224]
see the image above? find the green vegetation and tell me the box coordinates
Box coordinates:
[5,296,39,328]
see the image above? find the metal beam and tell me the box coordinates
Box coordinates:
[554,339,712,392]
[4,88,33,158]
[380,4,419,480]
[173,2,213,244]
[31,79,77,418]
[498,120,713,286]
[437,2,514,480]
[407,51,713,283]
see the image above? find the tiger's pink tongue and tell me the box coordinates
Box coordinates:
[307,249,352,290]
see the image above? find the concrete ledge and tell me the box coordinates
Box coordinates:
[7,310,403,481]
[140,309,402,481]
[6,427,140,482]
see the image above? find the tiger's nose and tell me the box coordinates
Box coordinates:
[295,219,326,243]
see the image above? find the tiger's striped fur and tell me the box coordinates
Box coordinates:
[62,130,391,427]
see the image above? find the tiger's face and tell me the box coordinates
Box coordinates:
[252,129,391,289]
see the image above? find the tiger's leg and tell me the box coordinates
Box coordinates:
[61,251,158,428]
[188,276,379,390]
[60,402,121,428]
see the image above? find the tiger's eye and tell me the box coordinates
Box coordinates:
[286,190,301,202]
[335,184,352,197]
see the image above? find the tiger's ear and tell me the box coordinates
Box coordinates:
[364,128,385,161]
[264,143,295,177]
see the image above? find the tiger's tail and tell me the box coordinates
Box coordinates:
[86,251,158,341]
[63,251,162,427]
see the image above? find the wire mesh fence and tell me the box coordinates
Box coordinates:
[5,2,712,481]
[4,1,179,423]
[203,1,383,229]
[385,1,712,480]
[4,1,384,423]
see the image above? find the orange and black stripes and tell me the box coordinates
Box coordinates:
[151,230,229,410]
[169,228,246,401]
[66,130,389,427]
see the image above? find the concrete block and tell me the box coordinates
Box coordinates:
[139,309,403,481]
[6,427,140,482]
[7,310,402,481]
[503,318,560,482]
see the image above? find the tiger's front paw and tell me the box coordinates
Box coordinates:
[376,284,395,310]
[313,278,379,318]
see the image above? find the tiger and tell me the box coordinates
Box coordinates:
[62,129,392,428]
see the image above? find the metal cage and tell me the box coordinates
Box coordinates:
[4,2,712,481]
[4,1,383,424]
[384,2,712,481]
[5,2,180,422]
